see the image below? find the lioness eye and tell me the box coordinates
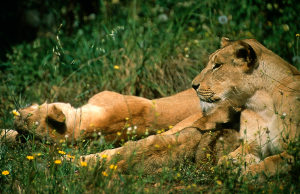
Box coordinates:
[213,63,222,70]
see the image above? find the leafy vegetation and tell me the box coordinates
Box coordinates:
[1,0,300,193]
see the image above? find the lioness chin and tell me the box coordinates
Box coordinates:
[82,38,300,183]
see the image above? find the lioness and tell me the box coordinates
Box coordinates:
[10,89,202,145]
[82,38,300,181]
[191,37,300,180]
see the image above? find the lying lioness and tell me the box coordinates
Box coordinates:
[10,89,202,145]
[81,38,300,182]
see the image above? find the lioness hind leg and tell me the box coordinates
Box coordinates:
[0,129,20,145]
[240,152,294,182]
[81,127,202,174]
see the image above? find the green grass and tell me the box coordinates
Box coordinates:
[1,0,300,193]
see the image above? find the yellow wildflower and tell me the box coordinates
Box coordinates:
[67,154,75,159]
[188,27,195,32]
[54,160,62,164]
[125,117,129,121]
[81,162,87,167]
[169,125,173,129]
[109,164,117,170]
[296,34,300,37]
[12,110,20,117]
[114,65,120,70]
[2,170,9,175]
[27,156,34,160]
[217,180,222,185]
[102,171,108,176]
[89,123,94,127]
[154,144,160,148]
[117,132,121,136]
[37,153,41,156]
[58,151,66,155]
[101,154,108,159]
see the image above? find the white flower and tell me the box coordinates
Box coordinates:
[292,56,300,63]
[127,127,132,135]
[232,158,237,164]
[219,137,224,142]
[35,121,39,126]
[65,135,69,138]
[282,24,289,31]
[283,113,287,117]
[158,14,168,22]
[134,125,137,130]
[98,132,101,136]
[218,15,228,25]
[88,13,96,21]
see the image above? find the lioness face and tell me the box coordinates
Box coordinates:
[192,39,257,108]
[13,103,67,142]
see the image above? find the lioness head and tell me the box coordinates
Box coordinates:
[192,38,258,111]
[13,103,67,142]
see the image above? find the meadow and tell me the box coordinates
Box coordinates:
[1,0,300,193]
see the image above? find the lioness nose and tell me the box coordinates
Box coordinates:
[192,83,200,91]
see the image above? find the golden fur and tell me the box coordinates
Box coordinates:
[82,38,300,182]
[11,89,201,145]
[192,37,299,181]
[6,37,299,182]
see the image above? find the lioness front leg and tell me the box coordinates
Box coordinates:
[81,127,202,173]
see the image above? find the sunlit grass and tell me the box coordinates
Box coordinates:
[1,0,300,193]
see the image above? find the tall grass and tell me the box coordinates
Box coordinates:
[1,0,300,193]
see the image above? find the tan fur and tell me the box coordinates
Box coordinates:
[81,38,299,181]
[12,89,201,145]
[191,38,300,181]
[9,38,297,181]
[0,129,19,144]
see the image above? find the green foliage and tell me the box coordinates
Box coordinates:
[1,0,300,193]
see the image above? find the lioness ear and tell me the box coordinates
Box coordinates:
[47,105,66,123]
[233,41,257,71]
[220,37,234,48]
